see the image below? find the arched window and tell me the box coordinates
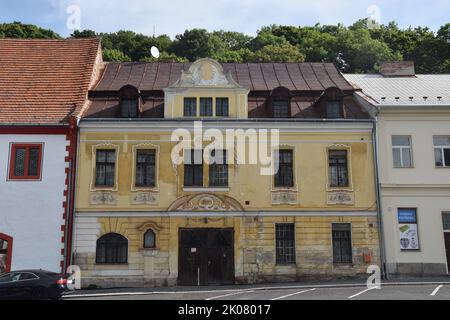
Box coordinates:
[118,85,141,118]
[318,87,344,119]
[96,233,128,264]
[270,87,292,118]
[143,229,156,249]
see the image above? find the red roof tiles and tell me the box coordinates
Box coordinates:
[0,38,101,124]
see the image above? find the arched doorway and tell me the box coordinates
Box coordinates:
[0,233,13,273]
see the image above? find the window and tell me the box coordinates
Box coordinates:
[272,100,290,118]
[184,98,197,117]
[433,136,450,167]
[135,149,156,187]
[274,150,294,188]
[216,98,229,117]
[275,224,295,264]
[184,149,203,187]
[143,229,156,249]
[95,149,116,187]
[209,150,228,187]
[326,101,342,118]
[9,144,42,180]
[332,223,352,264]
[96,233,128,264]
[328,150,349,188]
[442,212,450,231]
[392,136,412,168]
[120,99,138,118]
[397,208,419,250]
[200,98,213,116]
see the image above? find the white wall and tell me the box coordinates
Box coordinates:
[378,110,450,272]
[0,134,69,272]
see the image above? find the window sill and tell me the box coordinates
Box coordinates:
[183,187,230,192]
[7,177,42,181]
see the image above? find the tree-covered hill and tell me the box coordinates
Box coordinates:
[1,20,449,73]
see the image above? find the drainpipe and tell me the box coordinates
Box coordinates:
[372,114,388,280]
[63,117,79,273]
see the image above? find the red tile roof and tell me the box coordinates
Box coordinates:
[0,38,101,124]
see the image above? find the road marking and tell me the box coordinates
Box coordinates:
[348,287,376,299]
[205,290,255,300]
[271,288,316,300]
[431,285,444,296]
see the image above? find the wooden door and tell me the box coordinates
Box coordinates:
[178,228,234,285]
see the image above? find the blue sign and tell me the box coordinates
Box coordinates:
[398,209,417,223]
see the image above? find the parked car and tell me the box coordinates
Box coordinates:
[0,270,69,300]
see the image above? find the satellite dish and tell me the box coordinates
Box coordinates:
[150,46,160,59]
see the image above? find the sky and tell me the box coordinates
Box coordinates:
[0,0,449,38]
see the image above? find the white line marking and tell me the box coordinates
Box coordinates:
[63,281,450,299]
[431,285,443,296]
[205,290,255,300]
[348,287,376,299]
[271,288,316,300]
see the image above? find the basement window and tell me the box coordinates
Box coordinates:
[275,223,296,264]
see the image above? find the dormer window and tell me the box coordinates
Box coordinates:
[318,87,344,119]
[121,99,138,118]
[118,85,140,118]
[270,87,292,118]
[326,100,342,118]
[273,100,290,118]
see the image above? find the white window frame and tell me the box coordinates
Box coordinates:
[392,135,413,168]
[433,136,450,167]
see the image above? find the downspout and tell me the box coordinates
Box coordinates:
[63,117,79,273]
[372,113,388,280]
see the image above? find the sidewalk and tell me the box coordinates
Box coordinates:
[64,276,450,297]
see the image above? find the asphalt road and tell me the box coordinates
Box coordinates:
[63,282,450,300]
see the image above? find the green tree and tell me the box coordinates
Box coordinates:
[0,21,60,39]
[71,29,97,38]
[248,43,305,62]
[103,48,131,62]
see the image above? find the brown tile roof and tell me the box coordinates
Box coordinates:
[0,38,101,124]
[85,61,369,120]
[93,62,354,92]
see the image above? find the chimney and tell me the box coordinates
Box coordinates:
[379,61,415,77]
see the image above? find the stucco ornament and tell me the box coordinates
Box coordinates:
[168,193,244,212]
[327,191,354,205]
[169,58,243,88]
[89,192,116,205]
[271,191,298,205]
[131,192,158,205]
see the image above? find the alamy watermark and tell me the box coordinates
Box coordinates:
[171,121,281,175]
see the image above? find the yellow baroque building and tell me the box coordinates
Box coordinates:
[73,58,380,287]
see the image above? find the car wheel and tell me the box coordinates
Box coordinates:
[31,287,49,300]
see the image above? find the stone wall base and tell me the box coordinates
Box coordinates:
[80,274,368,289]
[386,263,448,276]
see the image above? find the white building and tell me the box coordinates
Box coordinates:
[346,62,450,276]
[0,39,102,273]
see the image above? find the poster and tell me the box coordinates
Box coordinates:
[398,223,419,250]
[398,209,420,250]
